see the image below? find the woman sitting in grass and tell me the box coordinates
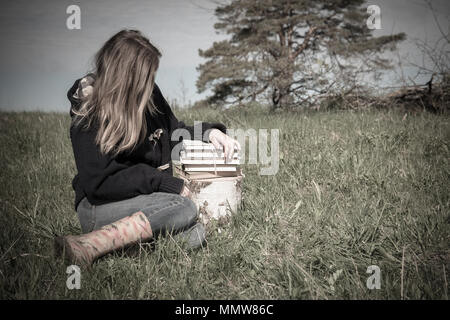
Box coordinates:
[55,29,240,266]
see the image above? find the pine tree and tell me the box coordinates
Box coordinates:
[196,0,405,109]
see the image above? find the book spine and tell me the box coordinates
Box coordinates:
[183,165,237,172]
[180,159,240,165]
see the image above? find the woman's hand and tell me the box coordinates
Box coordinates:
[208,129,241,162]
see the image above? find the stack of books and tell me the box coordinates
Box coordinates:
[175,139,241,179]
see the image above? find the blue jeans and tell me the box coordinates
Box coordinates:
[76,192,205,248]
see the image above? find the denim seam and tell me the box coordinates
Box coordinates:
[141,199,186,216]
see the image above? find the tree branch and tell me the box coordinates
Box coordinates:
[293,26,317,58]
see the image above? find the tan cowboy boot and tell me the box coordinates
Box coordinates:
[54,211,153,266]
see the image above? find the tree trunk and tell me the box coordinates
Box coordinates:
[271,73,294,110]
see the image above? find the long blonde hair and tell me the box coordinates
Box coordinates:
[72,29,161,156]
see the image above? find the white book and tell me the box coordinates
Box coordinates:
[180,158,240,165]
[182,145,217,151]
[184,167,236,172]
[183,165,237,172]
[182,139,238,151]
[182,140,214,149]
[180,151,239,159]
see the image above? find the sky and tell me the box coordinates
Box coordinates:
[0,0,449,111]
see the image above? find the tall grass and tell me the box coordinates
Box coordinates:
[0,106,448,299]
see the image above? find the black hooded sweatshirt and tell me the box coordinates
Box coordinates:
[67,77,226,210]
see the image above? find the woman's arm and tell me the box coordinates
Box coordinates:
[153,84,240,159]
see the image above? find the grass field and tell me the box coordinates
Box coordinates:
[0,105,449,299]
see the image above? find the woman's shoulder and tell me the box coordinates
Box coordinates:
[151,83,173,116]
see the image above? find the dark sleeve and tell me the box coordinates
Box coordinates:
[152,84,227,147]
[70,123,184,205]
[67,78,81,117]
